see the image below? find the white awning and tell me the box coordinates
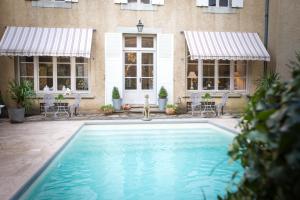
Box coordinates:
[184,31,270,61]
[0,26,93,58]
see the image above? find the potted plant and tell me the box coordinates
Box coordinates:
[100,104,114,115]
[112,87,122,111]
[158,86,168,111]
[8,80,35,123]
[165,104,177,115]
[203,92,211,101]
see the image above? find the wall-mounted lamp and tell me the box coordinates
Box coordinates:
[136,19,144,33]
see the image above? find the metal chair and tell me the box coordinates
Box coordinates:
[216,92,229,116]
[191,93,202,116]
[43,94,55,117]
[69,93,81,117]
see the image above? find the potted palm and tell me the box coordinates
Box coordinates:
[158,86,168,111]
[8,80,35,123]
[112,87,122,111]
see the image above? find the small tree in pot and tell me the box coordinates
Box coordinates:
[8,80,35,123]
[112,87,122,111]
[158,86,168,111]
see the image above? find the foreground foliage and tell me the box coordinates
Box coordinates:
[222,53,300,200]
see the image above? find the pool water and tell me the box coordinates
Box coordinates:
[19,123,243,200]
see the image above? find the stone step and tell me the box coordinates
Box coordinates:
[128,107,164,114]
[129,104,159,108]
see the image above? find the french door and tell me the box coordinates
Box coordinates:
[123,35,156,104]
[124,51,156,104]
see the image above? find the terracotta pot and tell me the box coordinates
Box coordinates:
[166,108,176,115]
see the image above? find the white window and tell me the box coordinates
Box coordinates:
[128,0,151,4]
[18,56,90,93]
[31,0,75,8]
[209,0,229,8]
[186,51,248,92]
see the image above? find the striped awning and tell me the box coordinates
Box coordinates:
[184,31,270,61]
[0,26,93,58]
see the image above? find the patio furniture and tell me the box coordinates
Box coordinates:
[190,93,202,116]
[216,92,229,116]
[69,93,81,117]
[55,98,69,118]
[202,98,216,116]
[43,94,55,117]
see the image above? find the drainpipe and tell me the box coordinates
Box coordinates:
[264,0,270,75]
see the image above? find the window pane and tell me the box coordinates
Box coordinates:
[142,78,153,90]
[125,65,137,77]
[142,37,154,48]
[209,0,216,6]
[57,57,70,63]
[76,64,88,77]
[125,53,137,64]
[76,78,89,91]
[20,56,33,63]
[128,0,137,3]
[218,78,230,90]
[39,64,53,76]
[76,57,88,63]
[234,78,246,90]
[125,37,137,48]
[187,63,198,90]
[125,78,137,90]
[203,65,214,76]
[142,66,153,77]
[141,0,150,4]
[20,63,34,76]
[219,0,228,7]
[142,53,153,64]
[203,78,215,90]
[219,65,230,77]
[57,64,71,76]
[39,78,53,90]
[57,78,71,90]
[39,56,52,63]
[234,61,247,77]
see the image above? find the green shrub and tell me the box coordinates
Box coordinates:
[100,104,114,112]
[8,80,35,111]
[203,92,211,100]
[221,53,300,200]
[158,87,168,99]
[112,87,120,99]
[166,104,177,110]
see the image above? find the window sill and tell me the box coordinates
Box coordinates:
[121,3,156,11]
[32,94,95,99]
[32,1,72,9]
[203,7,238,14]
[186,91,248,98]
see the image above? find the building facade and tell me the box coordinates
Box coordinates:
[0,0,270,113]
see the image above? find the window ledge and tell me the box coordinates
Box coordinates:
[121,3,157,11]
[203,7,238,14]
[32,94,95,99]
[186,91,248,98]
[32,1,72,9]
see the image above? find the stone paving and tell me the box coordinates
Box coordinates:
[0,114,241,200]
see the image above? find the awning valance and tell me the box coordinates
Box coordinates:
[184,31,270,61]
[0,26,93,58]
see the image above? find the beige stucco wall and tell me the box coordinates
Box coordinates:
[0,0,267,113]
[268,0,300,81]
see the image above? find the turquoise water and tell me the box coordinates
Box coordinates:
[19,124,243,200]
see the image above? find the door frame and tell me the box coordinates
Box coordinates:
[123,34,157,104]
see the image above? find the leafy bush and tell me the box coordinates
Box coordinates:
[8,80,35,111]
[112,87,120,99]
[100,104,114,113]
[158,87,168,99]
[166,104,177,110]
[203,92,212,100]
[222,53,300,199]
[55,94,64,101]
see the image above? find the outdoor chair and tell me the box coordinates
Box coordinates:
[191,93,202,116]
[43,93,55,117]
[69,93,81,117]
[216,92,229,116]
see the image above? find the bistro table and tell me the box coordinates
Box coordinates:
[54,100,69,118]
[185,99,217,116]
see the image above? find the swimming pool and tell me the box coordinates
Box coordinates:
[17,123,242,200]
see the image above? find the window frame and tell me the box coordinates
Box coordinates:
[209,0,231,8]
[185,50,249,93]
[18,56,91,94]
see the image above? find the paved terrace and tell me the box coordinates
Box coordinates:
[0,115,240,200]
